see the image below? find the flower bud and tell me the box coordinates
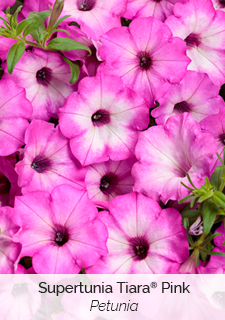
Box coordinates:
[47,0,64,32]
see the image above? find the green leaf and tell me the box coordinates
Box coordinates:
[201,233,221,247]
[63,57,80,84]
[51,29,70,36]
[178,194,194,204]
[190,195,198,208]
[201,248,225,257]
[12,5,23,28]
[30,30,40,43]
[7,41,25,74]
[183,217,189,230]
[1,20,11,30]
[39,31,49,42]
[198,190,213,203]
[23,14,44,37]
[187,172,197,189]
[52,15,71,30]
[212,191,225,208]
[16,19,32,36]
[181,209,201,220]
[223,241,225,246]
[218,209,225,215]
[200,241,215,261]
[47,37,91,54]
[38,10,51,21]
[0,16,10,25]
[216,152,224,165]
[210,166,224,191]
[202,199,219,235]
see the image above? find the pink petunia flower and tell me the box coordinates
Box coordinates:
[132,113,217,204]
[14,185,108,274]
[15,120,86,194]
[152,71,224,124]
[87,192,189,274]
[99,17,190,105]
[85,158,136,209]
[0,206,22,274]
[58,72,149,166]
[125,0,187,22]
[200,107,225,172]
[165,0,225,86]
[62,0,127,40]
[0,79,31,156]
[3,48,77,120]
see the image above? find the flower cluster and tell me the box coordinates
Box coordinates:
[0,0,225,274]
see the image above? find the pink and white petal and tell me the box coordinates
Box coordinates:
[87,253,134,274]
[100,27,138,62]
[67,219,108,268]
[70,126,109,166]
[187,45,225,86]
[200,10,225,49]
[0,235,22,274]
[148,208,189,262]
[106,124,136,161]
[0,80,32,118]
[0,206,20,237]
[0,118,29,156]
[144,254,180,274]
[129,17,172,52]
[50,186,95,228]
[14,191,53,240]
[132,161,175,201]
[32,244,80,274]
[151,37,191,83]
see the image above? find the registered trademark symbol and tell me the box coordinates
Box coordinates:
[150,282,157,289]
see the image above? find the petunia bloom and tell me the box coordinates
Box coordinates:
[62,0,127,40]
[0,79,31,156]
[99,17,190,105]
[125,0,187,22]
[85,158,136,209]
[165,0,225,86]
[87,192,189,274]
[15,120,86,194]
[152,71,224,124]
[58,72,149,166]
[3,48,77,120]
[14,185,108,274]
[132,113,217,204]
